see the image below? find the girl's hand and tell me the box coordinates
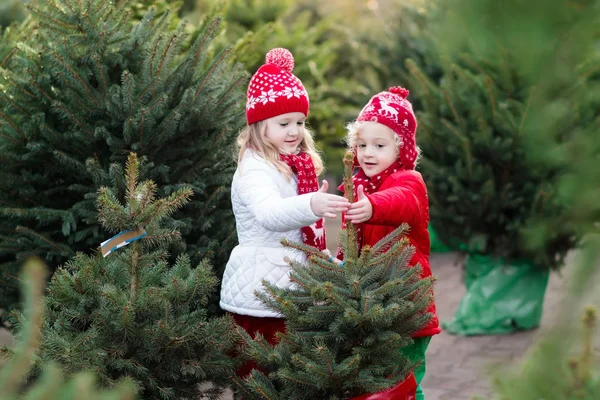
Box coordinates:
[346,185,373,224]
[310,180,350,218]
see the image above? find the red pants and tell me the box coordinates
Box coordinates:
[230,313,286,378]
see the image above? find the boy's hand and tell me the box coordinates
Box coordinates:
[346,185,373,224]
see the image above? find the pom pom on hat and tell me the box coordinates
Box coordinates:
[389,86,409,98]
[245,48,309,125]
[265,48,295,73]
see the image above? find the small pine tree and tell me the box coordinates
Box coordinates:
[0,0,247,314]
[0,258,136,400]
[14,153,238,399]
[234,152,433,400]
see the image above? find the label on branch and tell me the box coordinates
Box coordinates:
[100,228,147,257]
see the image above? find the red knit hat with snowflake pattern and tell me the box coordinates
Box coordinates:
[357,86,419,170]
[245,48,309,125]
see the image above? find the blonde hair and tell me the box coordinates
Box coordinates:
[345,121,403,152]
[237,120,324,179]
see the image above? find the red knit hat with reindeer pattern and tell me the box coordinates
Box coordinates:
[246,48,309,125]
[357,86,419,170]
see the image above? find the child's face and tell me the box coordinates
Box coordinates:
[356,122,399,177]
[264,112,306,154]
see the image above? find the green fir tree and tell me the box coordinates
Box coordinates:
[434,0,600,397]
[234,152,433,400]
[11,153,238,399]
[405,46,578,268]
[0,0,247,314]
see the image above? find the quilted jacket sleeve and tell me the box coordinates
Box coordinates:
[367,171,428,229]
[237,159,319,232]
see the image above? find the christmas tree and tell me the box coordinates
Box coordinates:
[0,0,246,314]
[12,153,238,399]
[233,152,433,399]
[434,0,600,395]
[404,35,582,334]
[1,259,136,400]
[437,0,599,254]
[405,40,577,269]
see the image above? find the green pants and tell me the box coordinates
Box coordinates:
[402,336,432,400]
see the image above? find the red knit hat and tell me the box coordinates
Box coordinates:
[246,48,309,125]
[357,86,419,170]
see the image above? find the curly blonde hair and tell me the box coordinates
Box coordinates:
[345,121,404,154]
[236,120,324,179]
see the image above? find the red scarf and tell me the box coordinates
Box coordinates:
[351,159,404,197]
[337,160,404,253]
[280,152,326,251]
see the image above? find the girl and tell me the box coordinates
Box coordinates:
[219,48,350,377]
[336,87,441,400]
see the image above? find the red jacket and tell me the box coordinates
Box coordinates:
[339,170,440,338]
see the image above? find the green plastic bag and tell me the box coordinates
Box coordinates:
[442,254,549,336]
[428,225,451,253]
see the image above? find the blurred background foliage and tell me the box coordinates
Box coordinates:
[433,0,600,397]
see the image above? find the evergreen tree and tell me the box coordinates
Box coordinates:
[0,258,137,400]
[234,152,433,400]
[405,46,578,269]
[434,0,600,396]
[0,0,247,313]
[13,153,238,399]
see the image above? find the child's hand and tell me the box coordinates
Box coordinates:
[310,180,350,218]
[346,185,373,224]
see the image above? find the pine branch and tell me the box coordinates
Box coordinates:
[342,151,358,263]
[51,101,94,137]
[47,50,100,107]
[519,86,536,134]
[280,238,329,260]
[440,118,473,178]
[15,226,73,254]
[194,48,231,102]
[125,152,140,209]
[0,110,26,142]
[369,224,409,254]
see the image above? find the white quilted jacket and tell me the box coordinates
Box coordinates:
[220,150,320,318]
